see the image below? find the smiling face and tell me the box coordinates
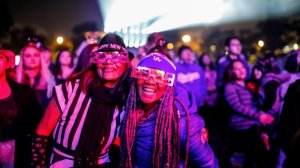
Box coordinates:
[95,51,128,88]
[232,61,247,80]
[137,73,167,106]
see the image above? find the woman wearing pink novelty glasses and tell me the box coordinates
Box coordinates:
[31,33,132,168]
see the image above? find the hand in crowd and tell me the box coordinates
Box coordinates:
[259,113,274,126]
[261,132,270,151]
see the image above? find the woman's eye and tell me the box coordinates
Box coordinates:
[156,75,163,80]
[111,54,119,59]
[142,71,149,78]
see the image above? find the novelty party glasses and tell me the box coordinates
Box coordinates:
[131,66,175,86]
[90,51,129,63]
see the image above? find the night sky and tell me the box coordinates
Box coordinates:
[4,0,103,40]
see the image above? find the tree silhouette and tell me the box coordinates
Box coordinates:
[71,21,99,49]
[0,1,13,48]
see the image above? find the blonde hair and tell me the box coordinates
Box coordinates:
[16,45,55,98]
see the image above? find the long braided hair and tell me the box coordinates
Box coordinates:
[121,81,190,168]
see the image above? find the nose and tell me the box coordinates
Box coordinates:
[103,55,113,64]
[105,58,113,64]
[145,76,156,84]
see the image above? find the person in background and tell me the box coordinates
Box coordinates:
[31,33,132,167]
[262,53,281,74]
[198,53,218,111]
[217,36,250,88]
[74,31,102,70]
[247,60,266,107]
[120,53,218,168]
[0,49,41,168]
[175,45,207,110]
[276,50,300,168]
[198,52,219,156]
[144,32,169,57]
[277,79,300,168]
[259,54,290,150]
[247,59,289,167]
[40,45,55,74]
[0,49,16,79]
[221,60,274,168]
[168,49,179,63]
[15,44,56,112]
[53,49,74,85]
[130,47,146,67]
[72,43,98,75]
[280,50,300,106]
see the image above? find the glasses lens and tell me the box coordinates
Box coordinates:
[91,51,128,63]
[131,67,175,86]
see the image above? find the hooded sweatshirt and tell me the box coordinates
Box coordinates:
[175,61,207,109]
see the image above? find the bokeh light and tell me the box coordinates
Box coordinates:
[258,40,264,47]
[56,36,64,44]
[182,35,191,43]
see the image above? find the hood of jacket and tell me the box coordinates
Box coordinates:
[174,82,198,117]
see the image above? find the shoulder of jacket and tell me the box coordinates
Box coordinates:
[218,56,227,64]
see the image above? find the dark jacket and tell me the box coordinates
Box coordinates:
[8,79,41,168]
[278,79,300,167]
[133,84,218,168]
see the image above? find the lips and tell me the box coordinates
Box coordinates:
[142,87,156,96]
[102,67,116,72]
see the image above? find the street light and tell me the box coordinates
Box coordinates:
[258,40,264,47]
[56,36,64,44]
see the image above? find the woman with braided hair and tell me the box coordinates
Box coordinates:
[120,52,218,168]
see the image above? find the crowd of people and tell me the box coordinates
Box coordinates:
[0,31,299,168]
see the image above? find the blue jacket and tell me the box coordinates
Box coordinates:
[133,84,218,168]
[175,61,207,109]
